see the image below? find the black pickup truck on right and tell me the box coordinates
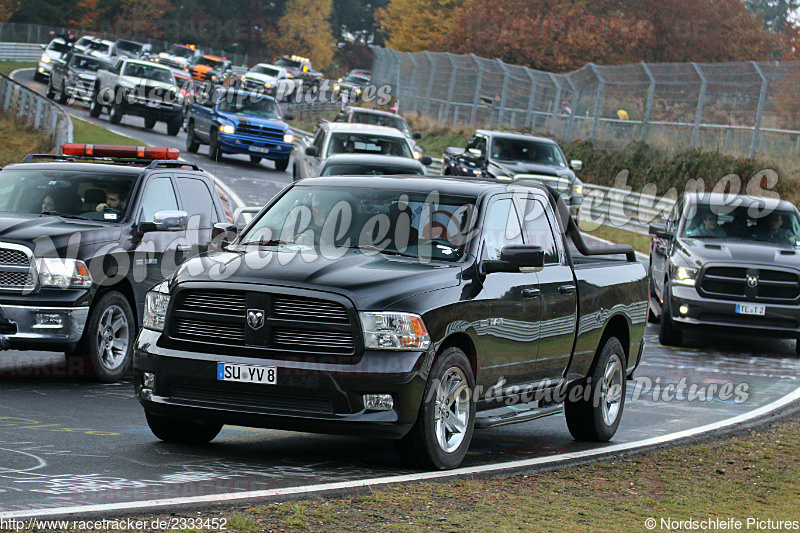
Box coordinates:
[649,192,800,352]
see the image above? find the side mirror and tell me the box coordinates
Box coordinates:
[140,210,188,233]
[284,113,294,121]
[412,131,422,140]
[40,44,46,50]
[305,146,319,157]
[420,155,432,166]
[211,222,238,249]
[570,160,583,171]
[649,221,674,239]
[483,245,544,274]
[467,148,482,158]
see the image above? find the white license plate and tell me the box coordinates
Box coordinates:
[736,304,765,316]
[217,363,276,385]
[250,146,270,154]
[145,101,159,107]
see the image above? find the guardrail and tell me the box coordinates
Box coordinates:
[0,72,72,152]
[579,184,675,235]
[0,42,42,61]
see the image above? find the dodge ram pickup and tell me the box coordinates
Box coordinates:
[443,130,584,215]
[134,175,648,470]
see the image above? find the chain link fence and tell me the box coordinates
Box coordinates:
[371,47,800,162]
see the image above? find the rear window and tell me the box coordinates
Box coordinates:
[327,133,412,158]
[321,163,423,176]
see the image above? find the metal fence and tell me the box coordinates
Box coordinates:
[0,42,42,61]
[0,73,72,152]
[371,47,800,161]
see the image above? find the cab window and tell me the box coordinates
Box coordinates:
[140,177,178,222]
[176,177,216,227]
[482,198,523,260]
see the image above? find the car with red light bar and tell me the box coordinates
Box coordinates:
[133,176,647,470]
[0,143,231,382]
[90,58,185,135]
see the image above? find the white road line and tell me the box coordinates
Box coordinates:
[1,385,798,520]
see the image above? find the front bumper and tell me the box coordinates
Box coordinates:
[218,133,293,161]
[133,328,429,439]
[118,98,184,119]
[0,304,89,349]
[669,284,800,338]
[37,62,53,77]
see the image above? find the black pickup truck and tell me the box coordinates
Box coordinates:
[0,144,230,382]
[443,130,584,215]
[649,192,800,352]
[134,176,647,470]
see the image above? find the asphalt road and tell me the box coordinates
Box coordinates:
[0,69,798,517]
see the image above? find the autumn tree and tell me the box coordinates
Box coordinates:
[0,0,21,22]
[378,0,468,52]
[744,0,800,34]
[274,0,336,69]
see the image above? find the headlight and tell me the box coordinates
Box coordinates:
[36,258,92,288]
[143,283,170,331]
[573,183,584,195]
[219,124,235,134]
[41,54,51,63]
[333,83,340,91]
[672,265,699,286]
[413,149,422,160]
[360,312,431,351]
[286,73,293,78]
[355,88,362,94]
[240,76,247,82]
[265,82,273,89]
[283,133,294,143]
[211,74,218,81]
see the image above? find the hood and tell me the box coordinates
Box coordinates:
[171,247,462,310]
[159,53,188,63]
[244,72,279,84]
[219,112,289,131]
[120,76,177,92]
[0,214,122,256]
[677,238,800,270]
[192,64,214,73]
[492,160,571,177]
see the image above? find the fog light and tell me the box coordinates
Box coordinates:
[363,394,393,411]
[34,313,62,328]
[679,304,689,315]
[143,372,155,388]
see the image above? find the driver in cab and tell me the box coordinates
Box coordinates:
[96,186,127,215]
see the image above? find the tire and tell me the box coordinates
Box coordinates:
[77,291,136,383]
[57,82,68,104]
[394,347,476,470]
[648,267,660,323]
[292,163,299,181]
[274,157,289,172]
[186,121,200,153]
[144,116,156,129]
[166,114,182,136]
[564,336,627,442]
[46,79,55,100]
[249,155,262,164]
[145,411,223,444]
[208,130,222,160]
[89,91,103,118]
[658,281,683,346]
[33,71,45,83]
[109,103,123,124]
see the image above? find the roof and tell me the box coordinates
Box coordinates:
[324,123,406,137]
[2,162,149,175]
[253,63,284,70]
[345,107,405,120]
[475,129,559,144]
[684,192,795,212]
[127,58,170,69]
[295,174,550,197]
[321,154,425,168]
[201,55,226,61]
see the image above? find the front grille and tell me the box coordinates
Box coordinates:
[160,58,183,70]
[699,266,800,303]
[170,386,334,414]
[235,123,284,140]
[515,174,570,193]
[0,244,35,291]
[168,289,356,354]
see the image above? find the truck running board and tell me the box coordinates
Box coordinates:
[474,405,564,430]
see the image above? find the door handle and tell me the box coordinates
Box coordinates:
[522,288,541,298]
[177,244,191,252]
[558,285,576,294]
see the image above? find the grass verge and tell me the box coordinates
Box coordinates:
[121,412,800,532]
[0,113,52,165]
[70,116,140,146]
[0,61,36,77]
[579,222,652,255]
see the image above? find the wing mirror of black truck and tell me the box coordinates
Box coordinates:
[420,155,432,166]
[649,220,674,239]
[305,146,319,157]
[139,210,188,233]
[211,222,238,250]
[482,245,545,274]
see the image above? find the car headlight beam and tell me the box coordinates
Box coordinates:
[672,265,699,286]
[219,124,235,134]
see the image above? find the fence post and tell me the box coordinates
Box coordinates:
[641,62,655,142]
[392,49,402,106]
[444,53,458,126]
[588,63,605,139]
[525,69,538,132]
[750,61,768,159]
[565,76,579,142]
[690,62,707,149]
[496,59,510,128]
[548,73,562,137]
[422,51,436,117]
[470,53,485,126]
[408,53,419,112]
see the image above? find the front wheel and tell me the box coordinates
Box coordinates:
[659,281,683,346]
[144,116,156,129]
[274,157,289,172]
[186,121,200,153]
[145,411,223,444]
[208,130,222,160]
[77,291,135,383]
[109,104,123,124]
[395,347,475,470]
[565,336,627,442]
[89,91,103,118]
[166,114,182,136]
[46,79,55,99]
[249,155,262,164]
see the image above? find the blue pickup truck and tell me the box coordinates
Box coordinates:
[185,88,295,171]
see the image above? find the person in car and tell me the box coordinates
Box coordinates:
[687,210,726,237]
[757,212,795,244]
[95,186,127,214]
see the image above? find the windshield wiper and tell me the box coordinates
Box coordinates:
[40,211,87,220]
[353,244,418,258]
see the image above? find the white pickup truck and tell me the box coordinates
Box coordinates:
[89,58,185,135]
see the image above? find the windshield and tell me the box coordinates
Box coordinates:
[48,41,70,54]
[326,133,412,158]
[681,203,800,245]
[275,58,301,69]
[217,95,280,118]
[70,56,107,71]
[168,46,195,58]
[320,163,423,176]
[87,42,110,54]
[343,74,370,86]
[351,112,411,137]
[0,170,137,222]
[122,63,176,84]
[490,137,567,166]
[196,57,221,68]
[116,41,143,53]
[240,186,477,261]
[251,65,280,77]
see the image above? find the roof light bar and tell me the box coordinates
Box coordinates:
[62,144,179,160]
